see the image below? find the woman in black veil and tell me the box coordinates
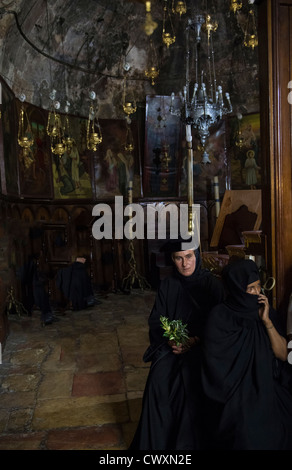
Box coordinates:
[202,258,292,450]
[129,239,225,450]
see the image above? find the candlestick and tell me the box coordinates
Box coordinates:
[186,125,194,233]
[214,176,220,217]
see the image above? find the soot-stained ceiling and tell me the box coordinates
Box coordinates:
[0,0,260,118]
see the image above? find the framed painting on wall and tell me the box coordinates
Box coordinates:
[143,95,183,199]
[92,118,142,201]
[18,102,54,199]
[52,114,93,200]
[227,113,261,190]
[0,79,19,196]
[178,119,229,202]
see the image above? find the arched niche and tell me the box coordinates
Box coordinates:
[21,207,34,223]
[51,207,69,223]
[36,206,51,222]
[11,205,21,220]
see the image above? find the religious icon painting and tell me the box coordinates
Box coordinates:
[52,114,93,200]
[227,113,261,190]
[18,103,54,199]
[0,79,19,196]
[143,95,183,199]
[178,119,229,202]
[93,118,142,201]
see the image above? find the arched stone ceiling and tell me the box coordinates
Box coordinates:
[0,0,260,119]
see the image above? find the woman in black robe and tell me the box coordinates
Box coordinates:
[201,258,292,450]
[129,240,225,450]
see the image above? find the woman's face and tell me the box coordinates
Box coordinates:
[172,250,196,277]
[246,279,261,295]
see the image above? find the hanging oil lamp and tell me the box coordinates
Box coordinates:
[86,92,102,151]
[230,0,242,14]
[17,93,34,160]
[162,0,176,48]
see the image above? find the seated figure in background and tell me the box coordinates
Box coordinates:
[56,255,96,311]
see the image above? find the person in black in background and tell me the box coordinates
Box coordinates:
[20,253,54,326]
[129,238,225,451]
[201,258,292,450]
[56,255,96,311]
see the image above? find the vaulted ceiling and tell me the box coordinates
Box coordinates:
[0,0,260,118]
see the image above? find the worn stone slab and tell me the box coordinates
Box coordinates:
[79,332,119,354]
[46,424,123,450]
[10,346,49,365]
[124,367,149,392]
[38,371,74,399]
[75,352,121,373]
[0,432,45,450]
[32,396,129,430]
[0,391,36,409]
[1,373,41,393]
[0,409,9,433]
[127,397,143,422]
[119,345,148,367]
[6,408,33,432]
[72,371,125,396]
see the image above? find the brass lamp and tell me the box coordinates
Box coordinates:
[244,7,258,49]
[202,14,218,44]
[48,109,66,157]
[162,0,176,48]
[173,1,187,17]
[145,66,159,86]
[86,105,102,151]
[145,37,159,86]
[144,1,158,36]
[124,123,134,152]
[123,78,136,119]
[63,102,73,152]
[18,95,34,160]
[230,0,242,14]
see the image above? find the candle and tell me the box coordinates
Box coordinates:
[186,124,192,143]
[171,92,174,107]
[214,176,220,217]
[128,180,133,204]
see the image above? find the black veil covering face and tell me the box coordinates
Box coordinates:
[202,258,292,450]
[222,258,261,313]
[129,239,225,450]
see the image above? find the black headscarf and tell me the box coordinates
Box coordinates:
[222,258,260,315]
[174,248,210,286]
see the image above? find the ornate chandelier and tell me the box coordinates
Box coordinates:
[169,14,232,163]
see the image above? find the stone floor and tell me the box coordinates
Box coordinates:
[0,289,155,451]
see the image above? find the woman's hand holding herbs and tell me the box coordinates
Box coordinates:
[169,336,200,354]
[160,316,199,355]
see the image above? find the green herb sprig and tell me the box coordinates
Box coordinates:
[160,315,189,346]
